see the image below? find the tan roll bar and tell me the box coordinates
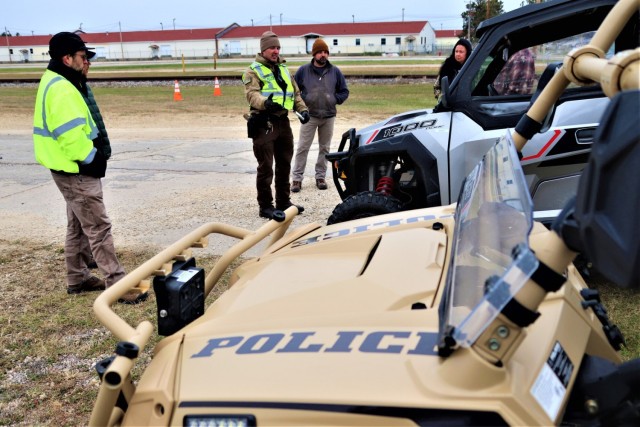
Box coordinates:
[90,206,302,426]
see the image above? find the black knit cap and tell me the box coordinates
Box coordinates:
[49,32,95,59]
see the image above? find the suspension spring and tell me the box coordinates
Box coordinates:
[376,176,395,196]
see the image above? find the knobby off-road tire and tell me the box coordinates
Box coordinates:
[327,191,403,225]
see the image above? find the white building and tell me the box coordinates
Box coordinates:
[1,21,440,62]
[220,21,435,57]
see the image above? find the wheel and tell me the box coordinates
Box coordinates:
[327,191,403,225]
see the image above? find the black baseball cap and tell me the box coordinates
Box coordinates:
[49,32,95,59]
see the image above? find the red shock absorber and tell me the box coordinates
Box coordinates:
[376,176,395,196]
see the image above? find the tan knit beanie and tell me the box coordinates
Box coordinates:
[312,38,329,56]
[260,31,281,52]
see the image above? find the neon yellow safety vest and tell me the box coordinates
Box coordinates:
[249,61,295,110]
[33,69,98,173]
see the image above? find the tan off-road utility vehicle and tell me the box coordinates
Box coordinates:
[89,0,639,425]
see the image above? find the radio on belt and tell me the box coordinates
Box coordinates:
[153,257,205,336]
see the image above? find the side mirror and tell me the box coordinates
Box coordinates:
[439,76,451,108]
[554,90,640,288]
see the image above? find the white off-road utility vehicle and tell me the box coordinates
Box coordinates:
[326,0,638,225]
[89,0,639,425]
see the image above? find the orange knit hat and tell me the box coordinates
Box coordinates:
[312,38,329,56]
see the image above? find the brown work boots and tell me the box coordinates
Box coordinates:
[316,178,328,190]
[291,179,327,192]
[67,275,148,304]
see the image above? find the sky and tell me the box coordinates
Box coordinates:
[3,0,527,36]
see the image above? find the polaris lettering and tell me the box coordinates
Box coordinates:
[291,213,452,248]
[191,331,438,358]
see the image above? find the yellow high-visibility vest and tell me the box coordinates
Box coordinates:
[33,69,98,173]
[249,61,295,110]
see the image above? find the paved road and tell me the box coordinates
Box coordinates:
[0,134,340,256]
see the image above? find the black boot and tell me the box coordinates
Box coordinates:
[276,201,304,213]
[259,205,276,219]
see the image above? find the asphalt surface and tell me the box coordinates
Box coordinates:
[0,133,341,256]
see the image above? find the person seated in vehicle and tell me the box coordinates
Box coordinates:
[493,48,536,95]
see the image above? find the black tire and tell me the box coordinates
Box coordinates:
[327,191,403,225]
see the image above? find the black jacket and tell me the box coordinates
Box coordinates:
[437,38,473,83]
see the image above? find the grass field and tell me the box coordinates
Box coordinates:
[0,81,439,120]
[0,57,444,79]
[0,244,227,425]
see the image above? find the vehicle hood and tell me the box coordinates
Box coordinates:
[174,208,453,406]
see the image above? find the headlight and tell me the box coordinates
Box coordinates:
[184,414,256,427]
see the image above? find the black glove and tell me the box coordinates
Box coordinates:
[78,150,107,178]
[264,94,284,113]
[298,110,310,124]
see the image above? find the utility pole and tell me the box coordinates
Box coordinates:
[269,14,272,31]
[280,13,282,26]
[4,26,11,63]
[160,22,163,30]
[119,22,124,60]
[402,8,405,22]
[467,1,472,40]
[173,18,177,57]
[352,15,355,23]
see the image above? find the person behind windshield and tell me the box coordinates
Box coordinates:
[434,38,473,100]
[493,48,536,95]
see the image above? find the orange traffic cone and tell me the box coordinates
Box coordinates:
[213,77,222,97]
[173,80,183,101]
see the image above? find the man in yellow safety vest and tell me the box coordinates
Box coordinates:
[33,32,145,303]
[242,31,310,219]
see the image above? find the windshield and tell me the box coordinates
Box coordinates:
[438,131,538,354]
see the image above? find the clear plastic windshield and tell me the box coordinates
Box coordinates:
[440,131,538,350]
